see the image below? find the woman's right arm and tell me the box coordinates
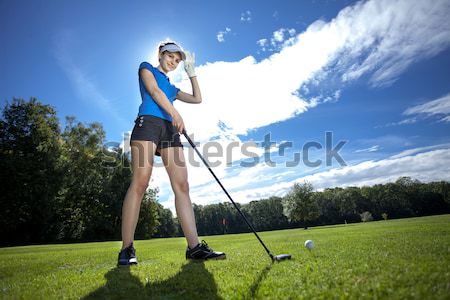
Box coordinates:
[139,68,185,133]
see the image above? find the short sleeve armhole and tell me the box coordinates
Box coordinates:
[139,62,154,75]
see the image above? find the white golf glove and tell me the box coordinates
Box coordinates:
[184,51,196,78]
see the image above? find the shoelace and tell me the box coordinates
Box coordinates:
[126,244,135,256]
[200,240,212,251]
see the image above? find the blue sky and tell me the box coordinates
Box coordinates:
[1,0,450,213]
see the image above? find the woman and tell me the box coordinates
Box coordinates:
[118,41,226,265]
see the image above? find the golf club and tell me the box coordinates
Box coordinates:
[182,130,292,262]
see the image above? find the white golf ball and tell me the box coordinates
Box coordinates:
[304,240,314,250]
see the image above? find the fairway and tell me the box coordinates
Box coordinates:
[1,215,449,299]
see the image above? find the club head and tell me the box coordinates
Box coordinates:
[272,254,292,262]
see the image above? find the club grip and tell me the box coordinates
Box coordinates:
[182,130,196,148]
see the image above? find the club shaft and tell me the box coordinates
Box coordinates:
[183,131,273,259]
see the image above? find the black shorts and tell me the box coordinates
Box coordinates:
[130,115,183,156]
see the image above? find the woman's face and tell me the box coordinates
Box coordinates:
[159,51,182,73]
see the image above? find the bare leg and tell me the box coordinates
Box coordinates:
[161,146,199,249]
[121,141,156,249]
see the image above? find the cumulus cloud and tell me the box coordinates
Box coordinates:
[257,28,297,52]
[300,148,450,189]
[167,147,450,213]
[217,27,231,43]
[180,0,450,143]
[158,0,450,212]
[188,149,450,209]
[256,38,268,51]
[240,10,252,22]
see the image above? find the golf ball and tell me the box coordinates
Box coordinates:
[304,240,314,250]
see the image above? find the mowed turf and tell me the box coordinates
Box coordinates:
[1,215,449,300]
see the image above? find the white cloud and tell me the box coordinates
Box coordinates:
[256,38,268,51]
[180,147,450,212]
[257,38,268,46]
[336,0,450,87]
[354,145,380,153]
[376,93,450,128]
[354,135,413,148]
[217,27,231,43]
[390,143,450,159]
[377,117,418,128]
[377,93,450,128]
[273,11,279,20]
[300,148,450,189]
[272,29,285,43]
[404,93,450,122]
[441,116,450,123]
[153,0,450,213]
[160,137,450,215]
[304,90,342,108]
[257,28,297,52]
[240,10,252,23]
[179,0,450,141]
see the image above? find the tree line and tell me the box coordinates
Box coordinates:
[1,98,449,246]
[192,177,449,235]
[0,98,171,246]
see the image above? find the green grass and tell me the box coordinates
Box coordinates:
[1,215,450,299]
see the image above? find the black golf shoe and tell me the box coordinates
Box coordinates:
[117,243,138,266]
[186,240,226,260]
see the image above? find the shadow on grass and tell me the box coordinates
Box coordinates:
[82,261,222,300]
[246,263,272,299]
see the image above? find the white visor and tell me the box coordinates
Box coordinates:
[160,44,186,61]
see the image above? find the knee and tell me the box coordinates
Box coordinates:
[174,180,189,195]
[131,179,149,196]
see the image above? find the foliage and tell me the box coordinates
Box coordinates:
[360,211,374,222]
[282,182,320,227]
[135,190,160,239]
[0,99,160,245]
[1,99,450,245]
[0,98,63,245]
[243,197,289,231]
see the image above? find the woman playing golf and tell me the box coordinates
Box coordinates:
[118,41,226,265]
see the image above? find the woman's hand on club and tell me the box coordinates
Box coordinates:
[171,109,185,133]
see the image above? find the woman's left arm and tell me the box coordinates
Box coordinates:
[176,76,202,104]
[176,51,202,104]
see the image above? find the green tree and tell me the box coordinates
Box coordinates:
[0,98,63,245]
[282,182,319,228]
[135,189,160,239]
[242,197,289,231]
[360,211,373,222]
[315,188,340,224]
[153,204,177,237]
[55,116,110,240]
[87,146,133,240]
[200,204,226,235]
[336,187,361,222]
